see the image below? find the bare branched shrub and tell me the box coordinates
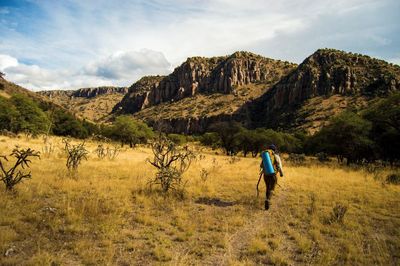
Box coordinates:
[0,147,40,190]
[211,157,219,171]
[227,156,240,164]
[106,146,121,160]
[200,168,209,183]
[42,141,55,157]
[65,142,88,172]
[147,134,195,192]
[307,193,316,215]
[326,203,348,224]
[95,144,107,159]
[62,138,71,153]
[94,144,121,160]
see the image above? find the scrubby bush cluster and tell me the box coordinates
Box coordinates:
[306,93,399,165]
[0,94,97,138]
[200,121,303,156]
[200,93,399,166]
[101,116,154,147]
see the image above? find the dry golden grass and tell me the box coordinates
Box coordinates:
[0,135,399,265]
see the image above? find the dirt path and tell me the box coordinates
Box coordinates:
[204,182,298,265]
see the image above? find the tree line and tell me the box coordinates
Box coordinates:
[201,93,399,165]
[1,92,398,165]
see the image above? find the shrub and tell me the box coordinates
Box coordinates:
[287,153,306,166]
[65,142,88,173]
[326,203,347,224]
[386,173,400,185]
[108,116,154,147]
[316,152,330,162]
[0,147,40,190]
[147,134,195,192]
[168,134,187,145]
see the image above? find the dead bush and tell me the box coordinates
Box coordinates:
[0,147,40,190]
[65,142,88,173]
[95,144,121,160]
[147,134,195,192]
[200,168,209,183]
[326,203,348,224]
[106,146,121,160]
[95,144,107,159]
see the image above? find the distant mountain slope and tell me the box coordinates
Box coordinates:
[114,51,297,132]
[35,49,400,134]
[247,49,400,133]
[0,74,62,110]
[38,87,128,122]
[114,52,296,115]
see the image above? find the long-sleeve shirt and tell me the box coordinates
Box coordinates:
[275,153,284,176]
[260,152,284,176]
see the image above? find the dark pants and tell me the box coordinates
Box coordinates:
[264,173,277,202]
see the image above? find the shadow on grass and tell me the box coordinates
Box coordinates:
[195,197,236,207]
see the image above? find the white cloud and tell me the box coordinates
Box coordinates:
[83,49,171,80]
[0,54,18,71]
[1,50,171,91]
[0,0,399,90]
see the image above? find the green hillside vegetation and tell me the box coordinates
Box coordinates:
[200,92,400,165]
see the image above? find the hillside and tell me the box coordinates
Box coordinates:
[114,49,399,134]
[0,75,69,114]
[115,51,297,132]
[39,87,128,122]
[36,49,400,134]
[247,49,400,133]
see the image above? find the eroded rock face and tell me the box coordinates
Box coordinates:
[115,52,295,114]
[72,87,128,98]
[249,49,400,129]
[40,86,127,99]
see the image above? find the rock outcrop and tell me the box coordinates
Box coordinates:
[248,49,400,130]
[40,86,128,99]
[114,52,295,114]
[38,86,128,122]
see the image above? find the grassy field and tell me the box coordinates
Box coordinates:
[0,135,399,265]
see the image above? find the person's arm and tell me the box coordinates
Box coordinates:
[275,154,284,177]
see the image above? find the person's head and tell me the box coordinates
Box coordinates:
[268,144,277,152]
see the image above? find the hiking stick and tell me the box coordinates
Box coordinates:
[256,171,263,197]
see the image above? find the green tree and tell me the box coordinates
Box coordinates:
[168,134,187,145]
[10,94,49,135]
[209,121,243,155]
[363,93,400,165]
[110,116,154,147]
[0,96,18,131]
[199,132,221,150]
[310,112,373,164]
[52,110,88,138]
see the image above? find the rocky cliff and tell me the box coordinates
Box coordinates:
[114,52,296,114]
[130,49,400,134]
[38,86,128,122]
[248,49,400,131]
[40,86,128,99]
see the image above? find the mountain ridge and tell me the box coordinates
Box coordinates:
[34,48,400,134]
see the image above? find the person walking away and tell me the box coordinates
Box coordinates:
[260,144,283,210]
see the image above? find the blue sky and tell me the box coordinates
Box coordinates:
[0,0,399,90]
